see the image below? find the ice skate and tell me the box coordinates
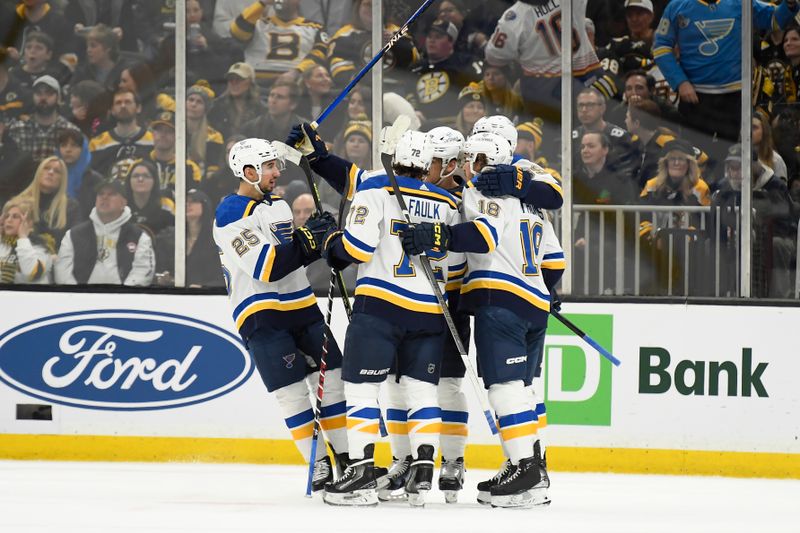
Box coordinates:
[438,457,465,503]
[377,455,412,501]
[311,455,333,492]
[323,445,378,506]
[489,456,550,509]
[405,445,434,507]
[477,459,512,505]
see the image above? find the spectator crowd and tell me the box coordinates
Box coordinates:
[0,0,798,299]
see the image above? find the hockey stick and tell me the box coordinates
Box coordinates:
[550,308,621,367]
[310,0,438,128]
[380,117,499,436]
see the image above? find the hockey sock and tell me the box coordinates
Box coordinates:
[526,383,547,457]
[489,380,537,464]
[275,380,327,463]
[314,369,348,456]
[344,381,382,460]
[401,376,441,459]
[384,375,412,459]
[438,377,468,460]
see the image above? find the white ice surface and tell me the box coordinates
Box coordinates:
[0,461,796,533]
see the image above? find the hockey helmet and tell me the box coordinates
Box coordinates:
[393,130,432,171]
[472,115,518,153]
[463,131,513,175]
[228,138,285,183]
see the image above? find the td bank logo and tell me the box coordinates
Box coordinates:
[543,314,613,426]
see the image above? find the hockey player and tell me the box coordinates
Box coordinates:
[317,130,462,507]
[213,138,348,492]
[400,132,565,508]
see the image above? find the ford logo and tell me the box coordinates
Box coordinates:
[0,310,253,411]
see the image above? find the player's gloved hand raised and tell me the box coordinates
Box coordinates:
[550,290,562,313]
[475,164,532,200]
[294,211,337,262]
[321,228,351,271]
[285,123,328,163]
[398,222,451,256]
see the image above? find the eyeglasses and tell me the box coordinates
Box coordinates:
[131,173,154,180]
[577,102,603,109]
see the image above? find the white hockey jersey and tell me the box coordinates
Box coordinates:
[231,3,327,78]
[459,180,564,326]
[485,0,599,78]
[213,194,320,341]
[336,174,461,330]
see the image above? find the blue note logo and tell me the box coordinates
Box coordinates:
[0,311,253,411]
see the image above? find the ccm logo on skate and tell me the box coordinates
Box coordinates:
[506,356,527,365]
[0,310,253,411]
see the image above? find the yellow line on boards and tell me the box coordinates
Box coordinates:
[0,435,797,479]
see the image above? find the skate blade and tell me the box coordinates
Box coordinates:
[490,488,550,509]
[477,490,491,505]
[377,487,407,502]
[443,490,459,504]
[407,490,428,507]
[323,489,379,507]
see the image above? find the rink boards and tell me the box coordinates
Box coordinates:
[0,291,797,478]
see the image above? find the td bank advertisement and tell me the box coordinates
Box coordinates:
[0,293,798,459]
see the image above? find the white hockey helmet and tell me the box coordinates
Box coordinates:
[463,131,513,175]
[228,138,285,182]
[393,130,432,171]
[426,126,464,166]
[472,115,518,153]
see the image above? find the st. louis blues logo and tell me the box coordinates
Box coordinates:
[694,19,735,56]
[283,353,296,369]
[271,221,294,244]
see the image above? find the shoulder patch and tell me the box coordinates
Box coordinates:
[504,10,517,21]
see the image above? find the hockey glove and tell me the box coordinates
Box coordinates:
[399,222,451,256]
[475,164,532,200]
[321,229,351,271]
[285,123,328,163]
[550,290,562,313]
[294,211,337,262]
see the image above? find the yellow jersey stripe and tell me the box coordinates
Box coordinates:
[462,279,550,312]
[355,285,443,314]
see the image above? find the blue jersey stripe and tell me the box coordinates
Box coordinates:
[386,408,408,422]
[441,410,469,424]
[356,277,440,304]
[233,286,314,318]
[464,270,551,301]
[498,410,537,428]
[408,407,442,420]
[321,401,347,418]
[285,408,314,428]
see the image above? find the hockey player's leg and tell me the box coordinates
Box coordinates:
[378,374,413,501]
[402,376,440,507]
[438,377,468,503]
[322,381,381,506]
[248,328,331,491]
[525,327,550,493]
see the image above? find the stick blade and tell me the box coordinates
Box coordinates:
[379,114,412,156]
[271,141,302,166]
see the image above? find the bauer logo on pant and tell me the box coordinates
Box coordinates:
[0,310,253,411]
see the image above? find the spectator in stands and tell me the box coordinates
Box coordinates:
[327,0,418,90]
[575,132,638,206]
[753,109,787,183]
[185,0,237,95]
[124,159,174,237]
[230,0,328,92]
[8,32,70,97]
[145,110,204,195]
[573,88,640,179]
[241,78,306,145]
[118,62,160,123]
[67,80,111,138]
[607,70,680,128]
[321,118,372,207]
[154,188,222,288]
[15,155,81,245]
[0,197,54,285]
[515,120,543,164]
[89,88,155,180]
[346,87,370,121]
[778,25,800,104]
[0,121,36,209]
[454,82,487,137]
[292,193,316,229]
[208,62,266,140]
[186,84,225,178]
[296,64,344,139]
[0,49,29,121]
[622,0,655,46]
[57,128,102,219]
[202,134,244,207]
[410,18,482,129]
[434,0,484,57]
[712,144,799,297]
[71,24,128,93]
[480,64,522,122]
[65,0,139,54]
[653,0,798,162]
[3,0,74,61]
[55,179,155,286]
[640,139,710,206]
